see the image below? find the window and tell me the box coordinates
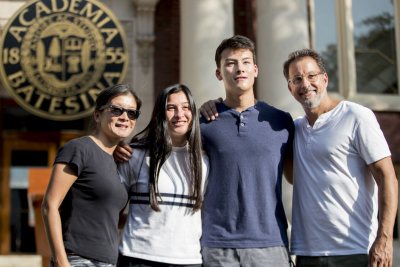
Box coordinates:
[314,1,339,93]
[312,0,400,111]
[353,0,397,95]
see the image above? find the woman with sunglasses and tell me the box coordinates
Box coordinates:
[42,84,141,267]
[116,84,209,267]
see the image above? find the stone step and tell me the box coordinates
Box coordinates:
[0,255,42,267]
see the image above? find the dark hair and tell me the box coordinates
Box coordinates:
[95,83,142,111]
[215,35,256,68]
[283,48,327,80]
[132,84,203,212]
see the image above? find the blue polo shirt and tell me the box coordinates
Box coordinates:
[200,101,294,248]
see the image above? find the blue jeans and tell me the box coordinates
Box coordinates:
[201,246,292,267]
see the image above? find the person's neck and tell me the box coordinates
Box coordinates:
[224,92,256,112]
[171,138,187,147]
[89,134,118,155]
[305,97,341,126]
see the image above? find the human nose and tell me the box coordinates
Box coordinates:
[298,75,311,87]
[174,107,184,117]
[119,110,130,120]
[236,62,245,73]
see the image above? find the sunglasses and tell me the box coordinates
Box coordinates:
[99,105,140,120]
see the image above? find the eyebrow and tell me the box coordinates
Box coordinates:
[224,57,253,62]
[292,71,321,76]
[167,102,189,106]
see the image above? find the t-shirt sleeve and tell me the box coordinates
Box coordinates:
[118,159,133,189]
[201,152,210,196]
[117,148,145,189]
[55,139,85,176]
[354,107,391,165]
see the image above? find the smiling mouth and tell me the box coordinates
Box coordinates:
[116,123,129,128]
[173,121,186,126]
[301,88,316,97]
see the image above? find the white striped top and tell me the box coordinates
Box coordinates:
[118,146,209,264]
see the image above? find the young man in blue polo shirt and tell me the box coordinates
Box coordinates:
[200,35,294,267]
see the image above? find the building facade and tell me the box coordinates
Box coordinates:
[0,0,399,261]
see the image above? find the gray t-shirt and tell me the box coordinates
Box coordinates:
[56,136,128,264]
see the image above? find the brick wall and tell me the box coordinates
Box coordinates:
[375,112,400,164]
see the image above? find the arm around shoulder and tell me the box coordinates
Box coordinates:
[114,141,133,162]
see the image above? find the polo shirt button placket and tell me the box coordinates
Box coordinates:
[240,114,245,127]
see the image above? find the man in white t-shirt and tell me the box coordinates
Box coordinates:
[283,48,398,267]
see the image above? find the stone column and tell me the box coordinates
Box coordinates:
[131,0,158,132]
[255,0,309,226]
[180,0,234,105]
[256,0,308,119]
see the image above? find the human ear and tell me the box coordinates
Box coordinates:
[93,110,101,123]
[215,69,222,81]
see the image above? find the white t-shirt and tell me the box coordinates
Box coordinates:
[118,146,209,264]
[291,101,391,256]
